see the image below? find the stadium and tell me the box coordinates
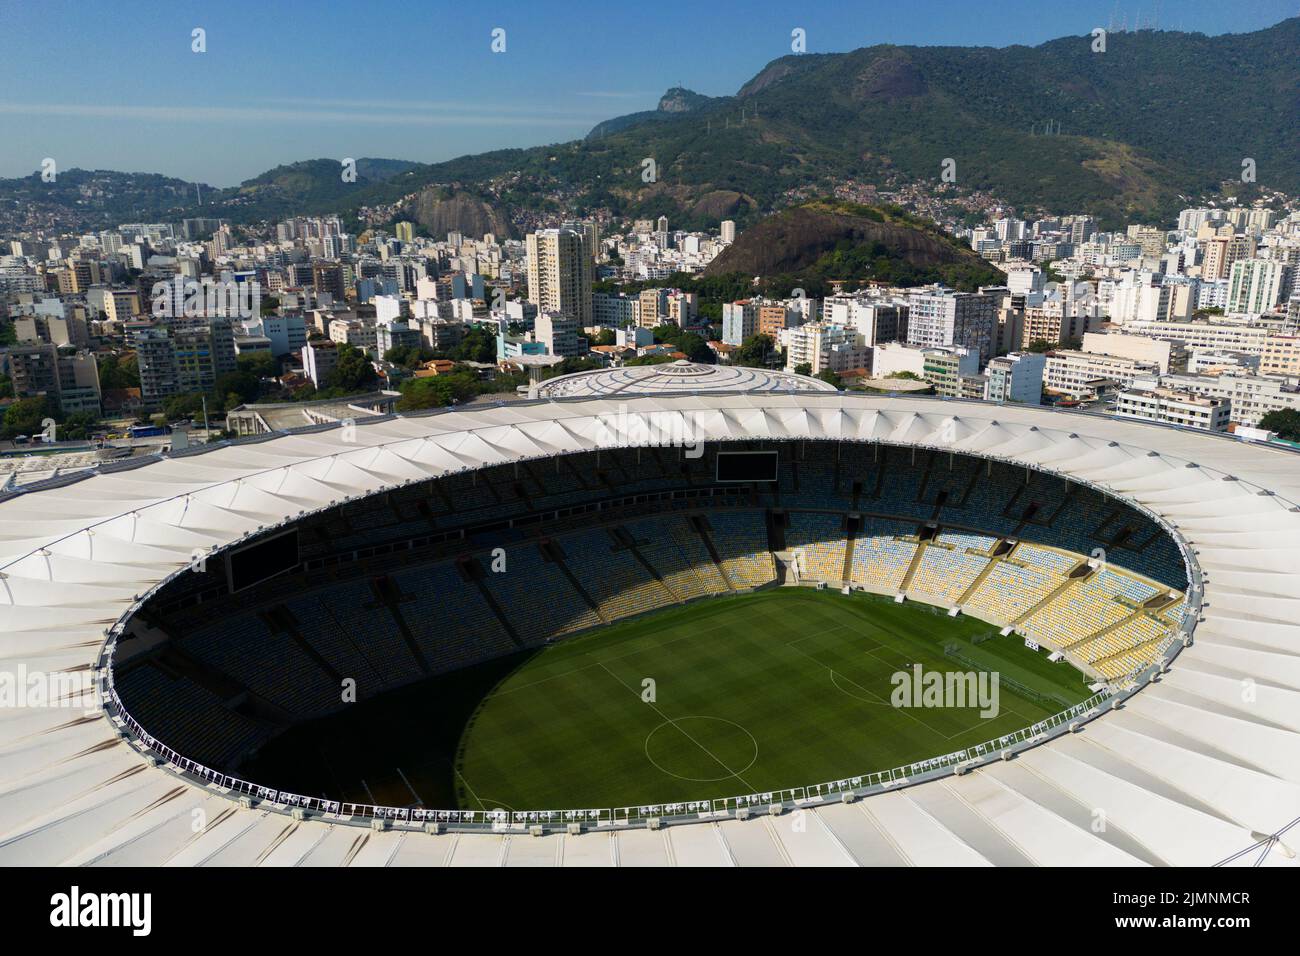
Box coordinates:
[0,373,1297,867]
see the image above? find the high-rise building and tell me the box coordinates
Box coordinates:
[1227,259,1286,315]
[134,320,238,408]
[302,340,339,388]
[182,217,227,240]
[984,351,1046,403]
[526,228,592,328]
[1042,350,1159,399]
[1,343,60,401]
[103,288,142,324]
[1022,308,1097,349]
[57,260,99,295]
[666,290,698,327]
[312,262,346,301]
[1198,224,1253,281]
[782,323,866,376]
[906,290,997,362]
[721,300,759,346]
[535,310,586,357]
[822,296,907,345]
[0,343,102,416]
[638,288,670,329]
[720,220,736,244]
[756,302,796,339]
[920,347,979,397]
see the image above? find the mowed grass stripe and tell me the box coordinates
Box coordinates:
[454,590,1089,810]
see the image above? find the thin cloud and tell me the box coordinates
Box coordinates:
[0,102,601,127]
[258,96,610,118]
[573,91,660,99]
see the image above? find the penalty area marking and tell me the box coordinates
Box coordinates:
[827,668,892,706]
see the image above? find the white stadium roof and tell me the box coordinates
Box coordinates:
[534,359,838,398]
[1,392,1298,867]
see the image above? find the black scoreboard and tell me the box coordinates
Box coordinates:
[716,450,779,483]
[225,528,300,593]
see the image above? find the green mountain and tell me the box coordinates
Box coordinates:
[0,168,208,232]
[0,157,421,233]
[705,200,1005,291]
[3,20,1296,233]
[525,19,1299,229]
[586,87,721,139]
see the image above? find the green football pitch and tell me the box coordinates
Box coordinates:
[453,589,1090,812]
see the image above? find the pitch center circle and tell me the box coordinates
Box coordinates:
[644,715,759,782]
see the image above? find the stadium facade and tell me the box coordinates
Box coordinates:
[1,393,1297,866]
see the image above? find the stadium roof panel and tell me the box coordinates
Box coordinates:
[534,359,839,398]
[1,393,1298,866]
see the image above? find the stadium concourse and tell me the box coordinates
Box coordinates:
[0,393,1298,866]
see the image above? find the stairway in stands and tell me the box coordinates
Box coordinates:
[458,557,526,647]
[540,540,610,624]
[953,544,1008,606]
[688,515,735,591]
[610,526,681,603]
[766,510,787,585]
[1011,564,1090,629]
[840,515,860,583]
[363,578,435,674]
[900,539,929,592]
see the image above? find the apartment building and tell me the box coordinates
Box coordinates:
[1114,387,1231,431]
[906,289,996,362]
[1159,372,1300,427]
[984,351,1047,403]
[1043,349,1159,399]
[526,227,592,328]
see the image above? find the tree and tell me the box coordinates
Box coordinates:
[554,357,602,375]
[327,344,378,393]
[733,334,775,368]
[816,368,843,389]
[677,332,714,364]
[397,370,478,411]
[2,396,56,439]
[237,351,278,380]
[59,412,100,441]
[1026,339,1055,353]
[1259,409,1300,442]
[793,362,812,376]
[384,344,436,369]
[451,326,499,364]
[163,392,209,422]
[98,354,140,390]
[214,369,261,407]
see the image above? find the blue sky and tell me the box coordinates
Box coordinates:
[0,0,1294,185]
